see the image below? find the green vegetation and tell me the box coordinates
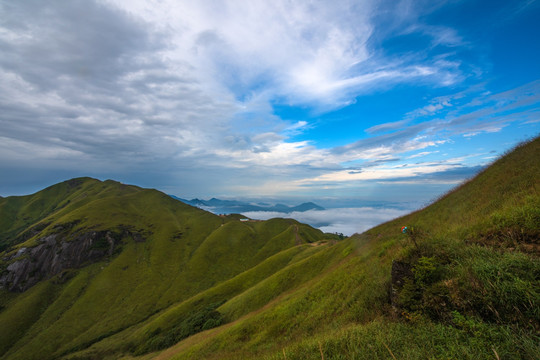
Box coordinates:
[0,137,539,360]
[0,177,334,360]
[133,301,225,355]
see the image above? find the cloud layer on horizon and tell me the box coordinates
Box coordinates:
[242,206,410,236]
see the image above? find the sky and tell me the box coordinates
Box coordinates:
[1,0,540,217]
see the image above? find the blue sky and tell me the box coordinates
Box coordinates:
[1,0,539,211]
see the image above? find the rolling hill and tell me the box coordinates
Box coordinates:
[0,178,337,360]
[0,136,539,360]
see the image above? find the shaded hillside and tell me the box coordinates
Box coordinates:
[0,178,337,360]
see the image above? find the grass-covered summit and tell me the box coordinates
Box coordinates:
[1,136,539,360]
[0,177,335,359]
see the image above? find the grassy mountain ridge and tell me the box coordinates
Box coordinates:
[0,178,337,359]
[1,137,539,360]
[0,177,100,251]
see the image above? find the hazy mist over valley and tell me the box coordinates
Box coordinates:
[176,196,418,235]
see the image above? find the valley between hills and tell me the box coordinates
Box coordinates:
[0,137,539,360]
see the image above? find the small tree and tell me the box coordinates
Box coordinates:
[402,225,419,249]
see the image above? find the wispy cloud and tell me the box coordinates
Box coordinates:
[365,120,410,134]
[0,0,475,167]
[294,161,468,185]
[406,151,439,159]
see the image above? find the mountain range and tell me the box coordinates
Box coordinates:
[171,196,325,214]
[0,136,538,360]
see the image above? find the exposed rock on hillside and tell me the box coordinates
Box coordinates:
[390,260,413,314]
[0,230,118,292]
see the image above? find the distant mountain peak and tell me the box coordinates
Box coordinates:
[171,197,325,214]
[292,202,325,212]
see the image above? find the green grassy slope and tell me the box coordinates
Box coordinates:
[1,137,538,360]
[0,178,336,360]
[0,177,101,251]
[129,137,539,360]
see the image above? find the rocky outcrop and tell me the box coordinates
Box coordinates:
[390,260,413,315]
[0,231,117,292]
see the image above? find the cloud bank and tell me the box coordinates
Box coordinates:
[243,207,410,236]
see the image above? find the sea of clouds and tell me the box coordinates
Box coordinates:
[242,206,411,236]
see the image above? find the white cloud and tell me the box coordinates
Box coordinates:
[103,0,376,106]
[242,207,410,236]
[406,151,439,159]
[295,163,461,184]
[104,0,468,108]
[365,120,409,134]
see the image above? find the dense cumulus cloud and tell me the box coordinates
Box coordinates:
[0,0,539,198]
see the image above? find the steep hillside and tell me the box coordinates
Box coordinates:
[0,177,101,252]
[0,178,337,360]
[113,137,537,360]
[0,137,538,360]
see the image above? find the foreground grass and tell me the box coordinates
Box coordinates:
[267,319,538,360]
[149,233,538,360]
